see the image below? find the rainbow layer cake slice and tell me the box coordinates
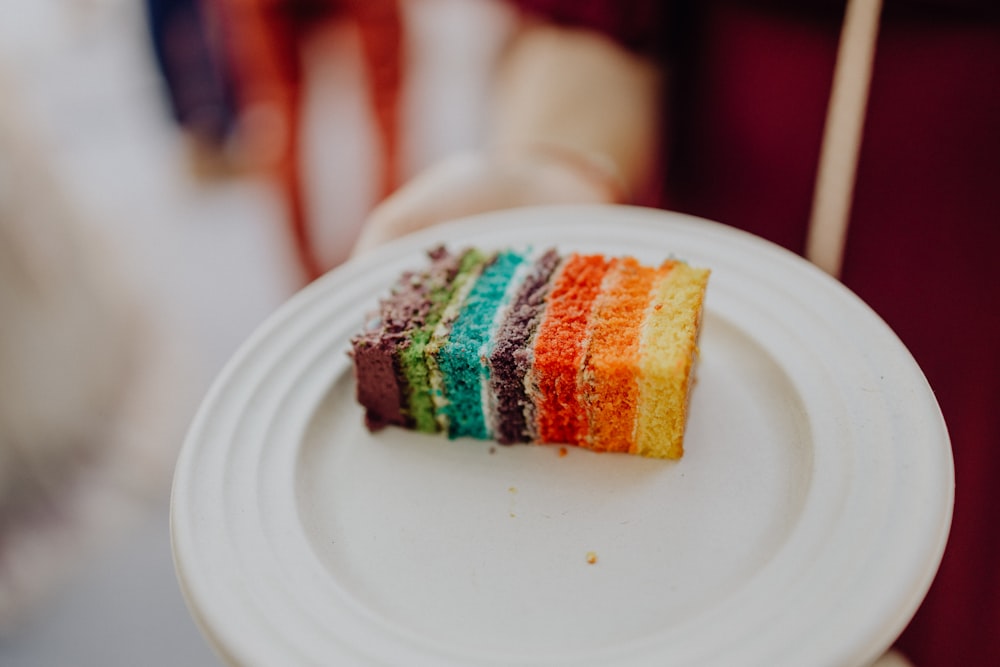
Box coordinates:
[349,246,710,459]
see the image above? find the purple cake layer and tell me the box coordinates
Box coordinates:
[487,249,562,444]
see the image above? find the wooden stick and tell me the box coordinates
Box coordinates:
[805,0,884,278]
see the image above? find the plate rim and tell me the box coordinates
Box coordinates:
[171,204,954,667]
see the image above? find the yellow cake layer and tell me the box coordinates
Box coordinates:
[634,262,710,459]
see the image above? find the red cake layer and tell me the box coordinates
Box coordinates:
[531,253,611,446]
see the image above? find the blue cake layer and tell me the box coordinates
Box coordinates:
[438,249,528,438]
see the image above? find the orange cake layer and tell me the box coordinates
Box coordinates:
[532,253,611,446]
[582,258,674,453]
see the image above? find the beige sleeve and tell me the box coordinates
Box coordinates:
[490,22,664,201]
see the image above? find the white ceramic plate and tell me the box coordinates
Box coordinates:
[171,205,953,667]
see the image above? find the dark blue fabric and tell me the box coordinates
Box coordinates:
[145,0,237,145]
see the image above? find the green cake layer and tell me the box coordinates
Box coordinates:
[397,248,485,432]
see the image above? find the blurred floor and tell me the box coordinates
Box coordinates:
[0,0,511,663]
